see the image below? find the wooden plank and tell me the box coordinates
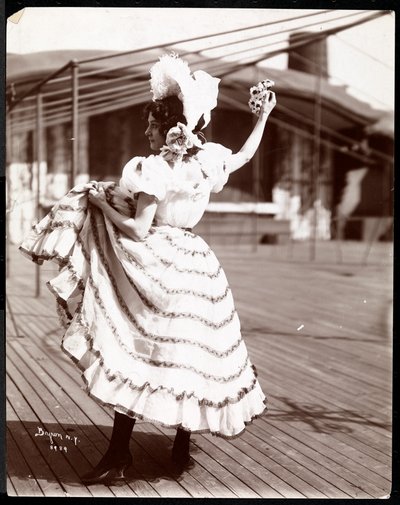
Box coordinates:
[227,433,323,498]
[251,335,391,419]
[238,266,390,339]
[221,253,392,340]
[253,343,392,441]
[257,416,390,496]
[239,293,392,361]
[250,320,391,382]
[254,366,391,462]
[239,427,374,499]
[6,475,17,496]
[250,421,378,498]
[7,427,44,496]
[188,435,281,498]
[6,364,94,497]
[204,428,354,499]
[6,396,66,496]
[261,371,391,457]
[235,282,390,350]
[252,333,390,404]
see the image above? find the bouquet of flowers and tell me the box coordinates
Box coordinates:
[248,79,275,116]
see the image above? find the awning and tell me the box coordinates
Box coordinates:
[7,49,388,134]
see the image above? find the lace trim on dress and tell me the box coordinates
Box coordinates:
[84,273,250,382]
[49,204,86,217]
[154,232,211,256]
[92,218,236,328]
[62,312,262,410]
[19,246,69,267]
[33,220,80,233]
[113,227,231,303]
[143,241,223,278]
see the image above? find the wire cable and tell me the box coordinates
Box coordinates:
[285,51,393,110]
[333,33,394,71]
[75,9,335,64]
[197,10,368,56]
[218,10,390,78]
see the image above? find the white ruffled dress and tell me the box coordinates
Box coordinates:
[19,142,267,438]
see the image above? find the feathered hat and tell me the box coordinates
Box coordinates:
[149,53,220,132]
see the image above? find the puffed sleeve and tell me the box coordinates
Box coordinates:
[119,155,170,201]
[196,142,232,193]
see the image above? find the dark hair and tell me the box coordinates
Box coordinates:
[143,95,186,137]
[143,95,206,158]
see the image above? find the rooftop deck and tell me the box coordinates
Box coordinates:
[6,239,393,498]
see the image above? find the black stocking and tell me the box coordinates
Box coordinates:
[172,427,191,463]
[104,411,136,459]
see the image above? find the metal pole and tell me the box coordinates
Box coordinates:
[252,67,261,253]
[309,42,324,261]
[71,59,79,190]
[6,114,12,279]
[35,93,43,297]
[252,119,261,253]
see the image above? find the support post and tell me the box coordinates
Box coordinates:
[70,60,79,189]
[309,41,324,261]
[252,114,260,252]
[6,114,12,279]
[253,146,261,253]
[35,93,43,297]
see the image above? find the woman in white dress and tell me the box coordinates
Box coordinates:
[19,54,276,485]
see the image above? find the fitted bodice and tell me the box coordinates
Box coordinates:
[119,143,232,229]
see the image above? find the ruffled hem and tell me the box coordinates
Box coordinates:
[60,309,267,438]
[62,339,267,439]
[19,245,69,267]
[87,392,268,440]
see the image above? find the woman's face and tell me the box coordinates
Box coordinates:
[145,112,165,151]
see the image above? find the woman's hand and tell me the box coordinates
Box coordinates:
[224,89,277,174]
[260,90,276,118]
[88,187,108,210]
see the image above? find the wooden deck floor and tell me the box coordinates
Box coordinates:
[6,240,393,498]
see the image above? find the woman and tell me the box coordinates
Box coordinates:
[19,54,276,485]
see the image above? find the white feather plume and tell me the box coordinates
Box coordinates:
[150,53,191,100]
[149,53,220,131]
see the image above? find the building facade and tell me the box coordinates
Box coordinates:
[6,45,392,245]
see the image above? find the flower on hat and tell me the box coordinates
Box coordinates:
[160,122,203,162]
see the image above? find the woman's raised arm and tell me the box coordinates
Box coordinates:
[224,90,276,174]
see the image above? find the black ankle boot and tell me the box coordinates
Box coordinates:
[81,411,135,485]
[81,450,133,485]
[171,428,192,468]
